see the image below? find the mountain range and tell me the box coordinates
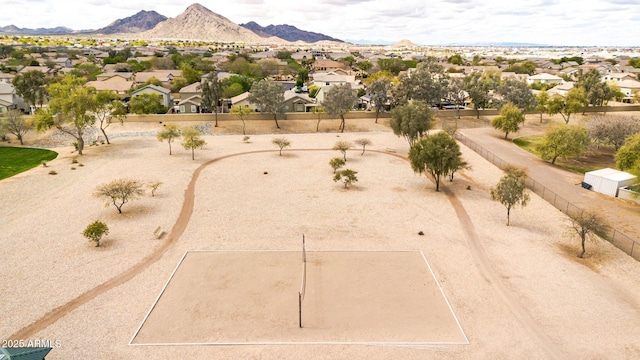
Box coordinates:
[0,3,343,44]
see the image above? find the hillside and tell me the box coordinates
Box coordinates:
[94,10,167,35]
[139,3,274,43]
[241,21,343,43]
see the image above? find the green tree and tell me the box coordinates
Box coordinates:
[333,140,352,162]
[70,63,102,81]
[0,109,31,145]
[490,165,530,226]
[408,132,463,192]
[12,70,48,111]
[576,69,614,107]
[491,102,525,139]
[395,58,448,107]
[447,54,464,65]
[495,79,536,111]
[129,93,167,114]
[94,178,145,214]
[93,90,127,144]
[147,181,163,197]
[182,127,206,160]
[232,105,253,135]
[329,157,345,173]
[201,71,223,126]
[248,79,285,129]
[33,74,95,155]
[616,132,640,173]
[390,102,433,146]
[272,137,291,156]
[323,83,357,133]
[354,138,372,155]
[179,62,202,85]
[567,210,611,258]
[536,123,588,165]
[82,220,109,247]
[157,123,181,155]
[367,78,390,123]
[547,88,589,124]
[464,72,496,119]
[446,76,467,119]
[535,90,550,123]
[333,169,358,188]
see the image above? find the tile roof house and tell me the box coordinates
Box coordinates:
[282,90,314,112]
[177,95,202,114]
[526,73,564,85]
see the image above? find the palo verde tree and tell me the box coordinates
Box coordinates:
[536,122,588,165]
[366,78,390,123]
[535,90,550,123]
[547,88,589,124]
[390,102,434,146]
[0,109,31,145]
[490,165,530,226]
[323,83,357,133]
[182,127,206,160]
[354,138,372,155]
[408,131,463,192]
[248,79,285,129]
[94,178,145,214]
[33,74,96,155]
[272,137,291,156]
[566,210,611,258]
[333,169,358,189]
[311,106,325,132]
[82,220,109,247]
[333,140,352,162]
[156,123,181,155]
[329,157,345,173]
[616,132,640,174]
[93,90,127,144]
[491,102,525,139]
[201,71,223,127]
[129,93,167,114]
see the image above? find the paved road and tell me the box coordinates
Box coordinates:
[458,127,640,259]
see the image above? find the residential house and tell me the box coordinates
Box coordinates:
[0,72,13,84]
[130,85,173,109]
[230,92,258,111]
[86,73,134,95]
[54,57,72,68]
[602,72,637,83]
[177,95,202,114]
[614,79,640,101]
[312,58,345,72]
[134,70,182,87]
[311,71,361,103]
[526,73,563,85]
[547,81,574,97]
[178,82,201,101]
[16,65,55,76]
[0,82,25,114]
[282,90,314,113]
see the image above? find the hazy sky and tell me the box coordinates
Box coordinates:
[1,0,638,46]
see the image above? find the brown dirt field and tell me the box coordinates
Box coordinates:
[1,117,639,359]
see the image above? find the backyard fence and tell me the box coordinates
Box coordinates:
[455,133,639,261]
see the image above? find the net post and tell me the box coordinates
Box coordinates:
[299,292,302,328]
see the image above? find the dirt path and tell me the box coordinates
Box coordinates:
[442,184,565,359]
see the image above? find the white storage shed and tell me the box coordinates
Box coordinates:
[583,168,637,197]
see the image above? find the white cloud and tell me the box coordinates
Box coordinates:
[0,0,638,46]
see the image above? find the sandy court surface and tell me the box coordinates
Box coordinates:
[131,250,466,345]
[1,121,640,359]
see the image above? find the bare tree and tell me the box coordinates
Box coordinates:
[587,114,640,150]
[147,181,163,197]
[0,109,31,145]
[333,141,352,162]
[566,210,611,258]
[354,138,372,155]
[94,178,145,214]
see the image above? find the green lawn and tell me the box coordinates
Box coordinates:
[513,135,616,174]
[0,147,58,180]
